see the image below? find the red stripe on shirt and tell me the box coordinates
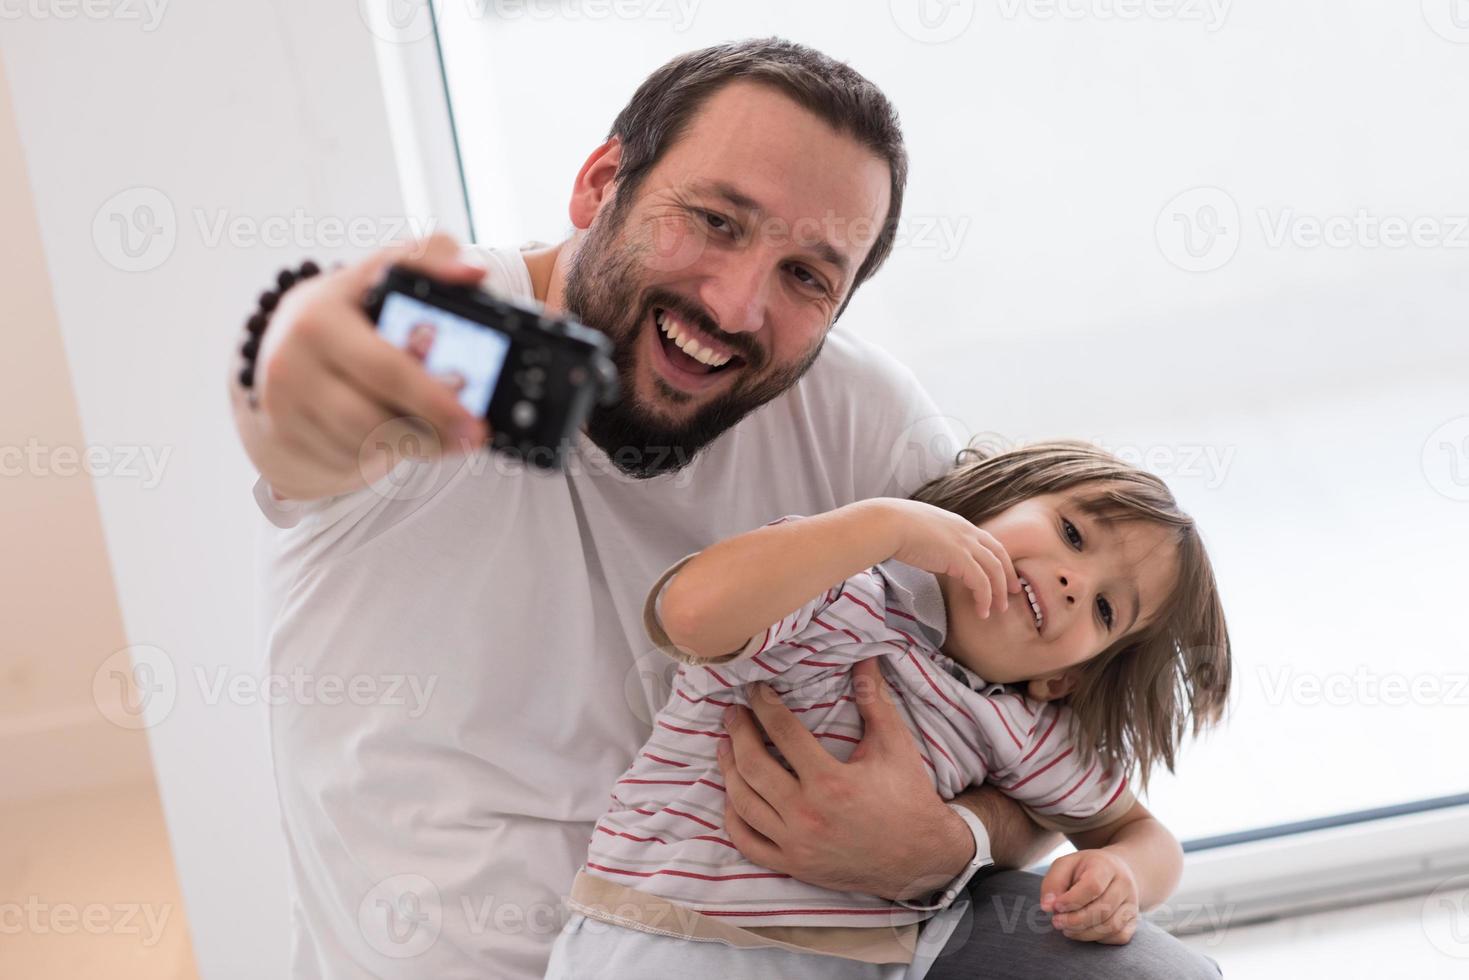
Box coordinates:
[839,590,885,624]
[658,721,731,740]
[893,643,979,727]
[812,615,862,644]
[587,863,790,883]
[1031,764,1097,811]
[1002,746,1075,792]
[595,826,668,845]
[984,697,1023,749]
[1019,709,1060,764]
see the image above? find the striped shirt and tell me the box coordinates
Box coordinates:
[578,519,1135,930]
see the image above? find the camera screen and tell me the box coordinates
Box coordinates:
[376,291,511,417]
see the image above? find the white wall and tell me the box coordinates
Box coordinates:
[2,4,416,975]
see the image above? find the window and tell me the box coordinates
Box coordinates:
[428,0,1469,842]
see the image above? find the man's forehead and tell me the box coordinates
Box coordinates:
[646,83,891,247]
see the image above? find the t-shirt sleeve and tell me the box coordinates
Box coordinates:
[252,452,471,569]
[987,700,1136,834]
[844,341,966,501]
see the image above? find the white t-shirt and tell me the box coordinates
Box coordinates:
[253,245,961,980]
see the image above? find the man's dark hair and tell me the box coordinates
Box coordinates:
[606,37,908,313]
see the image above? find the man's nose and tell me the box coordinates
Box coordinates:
[697,253,769,336]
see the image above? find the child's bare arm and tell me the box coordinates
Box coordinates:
[659,501,898,660]
[1038,800,1183,944]
[660,498,1018,660]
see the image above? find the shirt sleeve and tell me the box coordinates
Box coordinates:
[838,339,965,501]
[987,700,1136,834]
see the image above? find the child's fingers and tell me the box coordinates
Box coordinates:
[1039,854,1081,913]
[974,528,1020,597]
[966,537,1009,613]
[1051,876,1132,931]
[955,552,994,618]
[1060,898,1139,944]
[1054,860,1115,913]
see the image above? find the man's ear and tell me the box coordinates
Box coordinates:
[1027,669,1081,703]
[568,137,623,230]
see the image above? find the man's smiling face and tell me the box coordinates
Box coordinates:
[564,80,893,476]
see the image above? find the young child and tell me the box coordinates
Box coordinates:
[546,441,1231,979]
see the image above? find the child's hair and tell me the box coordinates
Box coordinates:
[909,439,1231,788]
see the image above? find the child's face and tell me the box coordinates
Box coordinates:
[935,489,1179,701]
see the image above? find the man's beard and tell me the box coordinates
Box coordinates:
[563,202,825,479]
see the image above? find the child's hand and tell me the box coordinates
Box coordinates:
[1039,849,1141,944]
[869,499,1018,618]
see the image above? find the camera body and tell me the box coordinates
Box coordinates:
[365,265,617,471]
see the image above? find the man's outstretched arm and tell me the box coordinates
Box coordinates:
[716,658,1058,901]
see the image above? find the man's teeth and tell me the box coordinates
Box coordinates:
[656,310,732,368]
[1019,576,1043,632]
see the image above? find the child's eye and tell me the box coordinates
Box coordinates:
[1061,517,1083,549]
[1097,595,1114,630]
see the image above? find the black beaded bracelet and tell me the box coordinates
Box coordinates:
[238,259,322,406]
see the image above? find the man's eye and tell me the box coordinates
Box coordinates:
[700,210,732,235]
[1097,595,1114,630]
[786,263,822,290]
[1062,517,1083,549]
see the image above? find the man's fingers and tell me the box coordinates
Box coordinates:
[335,233,489,299]
[850,659,906,750]
[716,739,786,842]
[722,705,801,810]
[721,801,785,870]
[317,304,485,451]
[743,684,835,778]
[299,372,397,457]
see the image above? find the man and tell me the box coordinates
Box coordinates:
[231,38,1219,979]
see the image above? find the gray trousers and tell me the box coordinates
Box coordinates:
[925,870,1222,979]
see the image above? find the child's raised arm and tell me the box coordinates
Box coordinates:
[659,498,1017,660]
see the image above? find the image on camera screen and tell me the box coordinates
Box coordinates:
[376,292,511,417]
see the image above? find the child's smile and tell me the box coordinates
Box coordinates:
[936,488,1181,700]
